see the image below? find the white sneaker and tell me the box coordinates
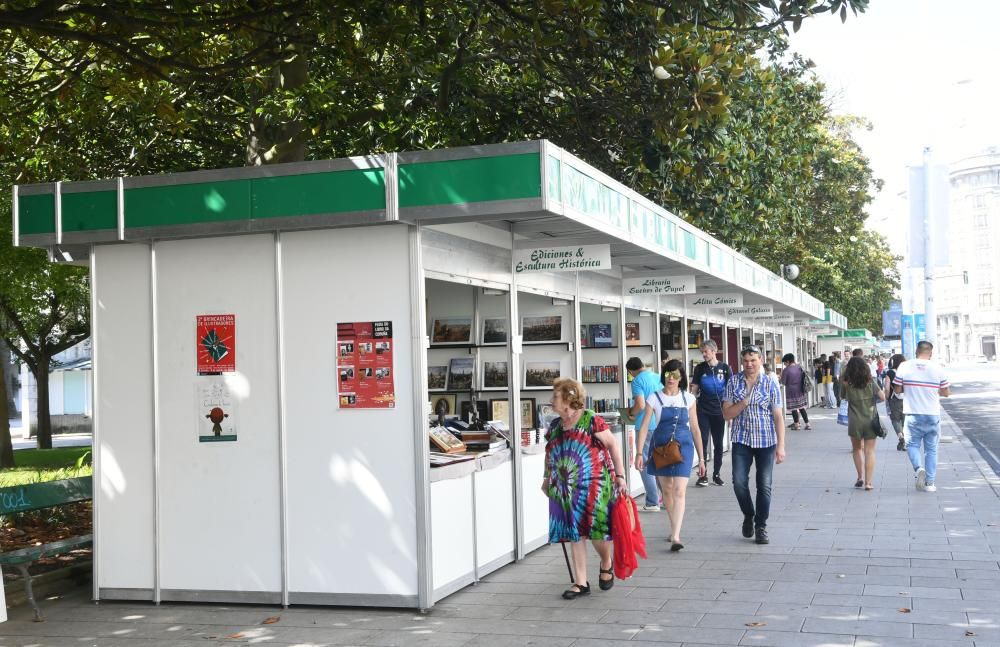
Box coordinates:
[641,504,661,512]
[924,484,937,492]
[915,467,927,491]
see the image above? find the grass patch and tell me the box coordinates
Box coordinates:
[0,447,92,487]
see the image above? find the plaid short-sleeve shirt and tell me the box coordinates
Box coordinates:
[723,372,783,448]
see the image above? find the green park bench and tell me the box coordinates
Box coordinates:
[0,476,93,621]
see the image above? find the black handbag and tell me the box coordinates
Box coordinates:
[870,409,886,438]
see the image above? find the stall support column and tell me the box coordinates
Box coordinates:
[90,246,101,603]
[408,225,433,611]
[151,242,162,605]
[617,295,630,491]
[509,226,525,561]
[274,232,290,607]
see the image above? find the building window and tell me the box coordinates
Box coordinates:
[974,194,987,208]
[975,213,989,227]
[980,293,994,308]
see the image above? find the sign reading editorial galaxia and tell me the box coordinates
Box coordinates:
[514,244,612,273]
[724,304,774,318]
[622,275,696,296]
[685,293,743,308]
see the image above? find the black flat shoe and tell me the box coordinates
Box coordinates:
[562,582,591,599]
[854,479,864,488]
[598,562,614,590]
[670,541,684,552]
[755,527,769,545]
[742,514,754,538]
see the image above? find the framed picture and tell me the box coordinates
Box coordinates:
[431,393,457,416]
[524,360,560,387]
[429,426,466,454]
[447,356,475,391]
[427,365,447,391]
[431,317,473,344]
[520,398,536,430]
[482,361,509,389]
[490,399,510,423]
[482,318,508,345]
[590,323,614,347]
[521,315,562,343]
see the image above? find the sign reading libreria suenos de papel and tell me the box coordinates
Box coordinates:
[514,245,611,273]
[623,275,696,296]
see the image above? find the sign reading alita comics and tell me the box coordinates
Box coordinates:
[336,321,395,409]
[623,275,696,296]
[686,293,743,308]
[197,314,236,375]
[514,245,611,273]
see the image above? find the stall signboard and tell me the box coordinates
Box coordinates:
[336,321,396,409]
[623,275,696,296]
[196,314,236,375]
[767,312,795,324]
[514,244,611,273]
[686,293,742,308]
[724,305,774,318]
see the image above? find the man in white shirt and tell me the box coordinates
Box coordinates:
[893,341,950,492]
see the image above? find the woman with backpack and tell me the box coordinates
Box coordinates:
[779,353,810,430]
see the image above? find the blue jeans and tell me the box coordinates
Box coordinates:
[732,443,776,529]
[640,433,660,506]
[906,414,940,484]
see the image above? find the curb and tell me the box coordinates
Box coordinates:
[940,407,1000,499]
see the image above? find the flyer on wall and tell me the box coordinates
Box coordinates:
[336,321,395,409]
[196,377,238,442]
[196,314,236,375]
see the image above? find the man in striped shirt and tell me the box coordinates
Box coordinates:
[723,345,786,545]
[893,341,951,492]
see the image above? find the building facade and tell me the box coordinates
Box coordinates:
[935,148,1000,362]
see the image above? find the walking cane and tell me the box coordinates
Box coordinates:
[560,541,575,583]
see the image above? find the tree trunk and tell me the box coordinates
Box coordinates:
[34,355,52,449]
[246,45,309,166]
[0,337,17,416]
[0,365,13,467]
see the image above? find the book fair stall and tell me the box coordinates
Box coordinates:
[13,140,827,611]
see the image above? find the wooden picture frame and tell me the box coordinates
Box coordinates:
[431,316,473,345]
[429,426,466,453]
[490,398,510,423]
[431,394,457,416]
[520,398,536,430]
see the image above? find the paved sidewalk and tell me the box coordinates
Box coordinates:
[4,408,1000,646]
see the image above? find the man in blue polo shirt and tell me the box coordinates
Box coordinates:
[690,340,732,487]
[627,357,663,511]
[723,345,786,545]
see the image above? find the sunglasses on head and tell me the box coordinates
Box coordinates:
[741,345,761,356]
[663,369,682,381]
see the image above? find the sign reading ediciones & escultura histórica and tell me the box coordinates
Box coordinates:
[514,245,611,273]
[623,275,695,296]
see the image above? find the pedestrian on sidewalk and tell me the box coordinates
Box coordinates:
[842,357,886,490]
[635,360,706,552]
[893,341,950,492]
[831,351,844,406]
[690,340,732,486]
[883,353,907,451]
[822,356,836,408]
[722,345,786,545]
[812,359,826,407]
[542,378,629,598]
[779,353,810,430]
[626,357,663,511]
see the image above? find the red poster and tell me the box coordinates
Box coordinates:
[336,321,395,409]
[197,314,236,375]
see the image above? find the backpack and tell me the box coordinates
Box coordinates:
[800,366,814,392]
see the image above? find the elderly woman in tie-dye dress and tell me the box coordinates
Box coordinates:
[541,377,628,600]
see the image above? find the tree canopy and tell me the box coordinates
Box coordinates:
[1,0,893,339]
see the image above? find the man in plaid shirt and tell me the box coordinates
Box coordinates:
[723,345,786,545]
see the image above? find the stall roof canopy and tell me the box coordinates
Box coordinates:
[809,308,849,333]
[13,140,824,319]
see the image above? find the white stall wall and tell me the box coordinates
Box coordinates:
[95,244,155,594]
[281,226,418,600]
[155,235,282,595]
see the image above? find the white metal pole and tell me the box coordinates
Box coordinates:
[922,147,936,346]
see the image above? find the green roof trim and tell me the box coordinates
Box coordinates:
[63,190,117,232]
[398,153,541,208]
[251,168,385,219]
[18,193,56,235]
[126,179,251,228]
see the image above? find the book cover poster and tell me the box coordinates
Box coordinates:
[196,314,236,375]
[336,321,395,409]
[196,377,238,443]
[625,322,641,346]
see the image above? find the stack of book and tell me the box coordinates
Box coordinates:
[458,430,507,452]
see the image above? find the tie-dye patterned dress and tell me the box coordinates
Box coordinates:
[545,409,616,543]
